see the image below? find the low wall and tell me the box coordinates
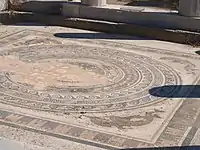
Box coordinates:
[63,2,200,32]
[0,0,63,14]
[2,1,200,32]
[0,11,200,46]
[0,1,199,46]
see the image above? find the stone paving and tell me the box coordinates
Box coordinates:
[0,24,200,149]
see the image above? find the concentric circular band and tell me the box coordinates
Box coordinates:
[0,44,181,113]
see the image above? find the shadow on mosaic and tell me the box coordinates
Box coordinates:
[149,85,200,98]
[54,33,149,40]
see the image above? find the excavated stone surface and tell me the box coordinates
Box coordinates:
[0,24,199,149]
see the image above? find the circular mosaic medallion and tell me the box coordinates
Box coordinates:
[0,44,181,113]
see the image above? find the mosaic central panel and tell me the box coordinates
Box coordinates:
[0,44,181,113]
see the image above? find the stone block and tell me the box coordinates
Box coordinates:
[0,0,8,11]
[62,3,200,32]
[81,0,106,6]
[179,0,200,17]
[62,2,81,17]
[9,0,63,14]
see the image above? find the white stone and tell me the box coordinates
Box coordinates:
[81,0,106,6]
[179,0,200,17]
[0,0,8,11]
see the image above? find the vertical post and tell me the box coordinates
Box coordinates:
[81,0,106,6]
[179,0,200,16]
